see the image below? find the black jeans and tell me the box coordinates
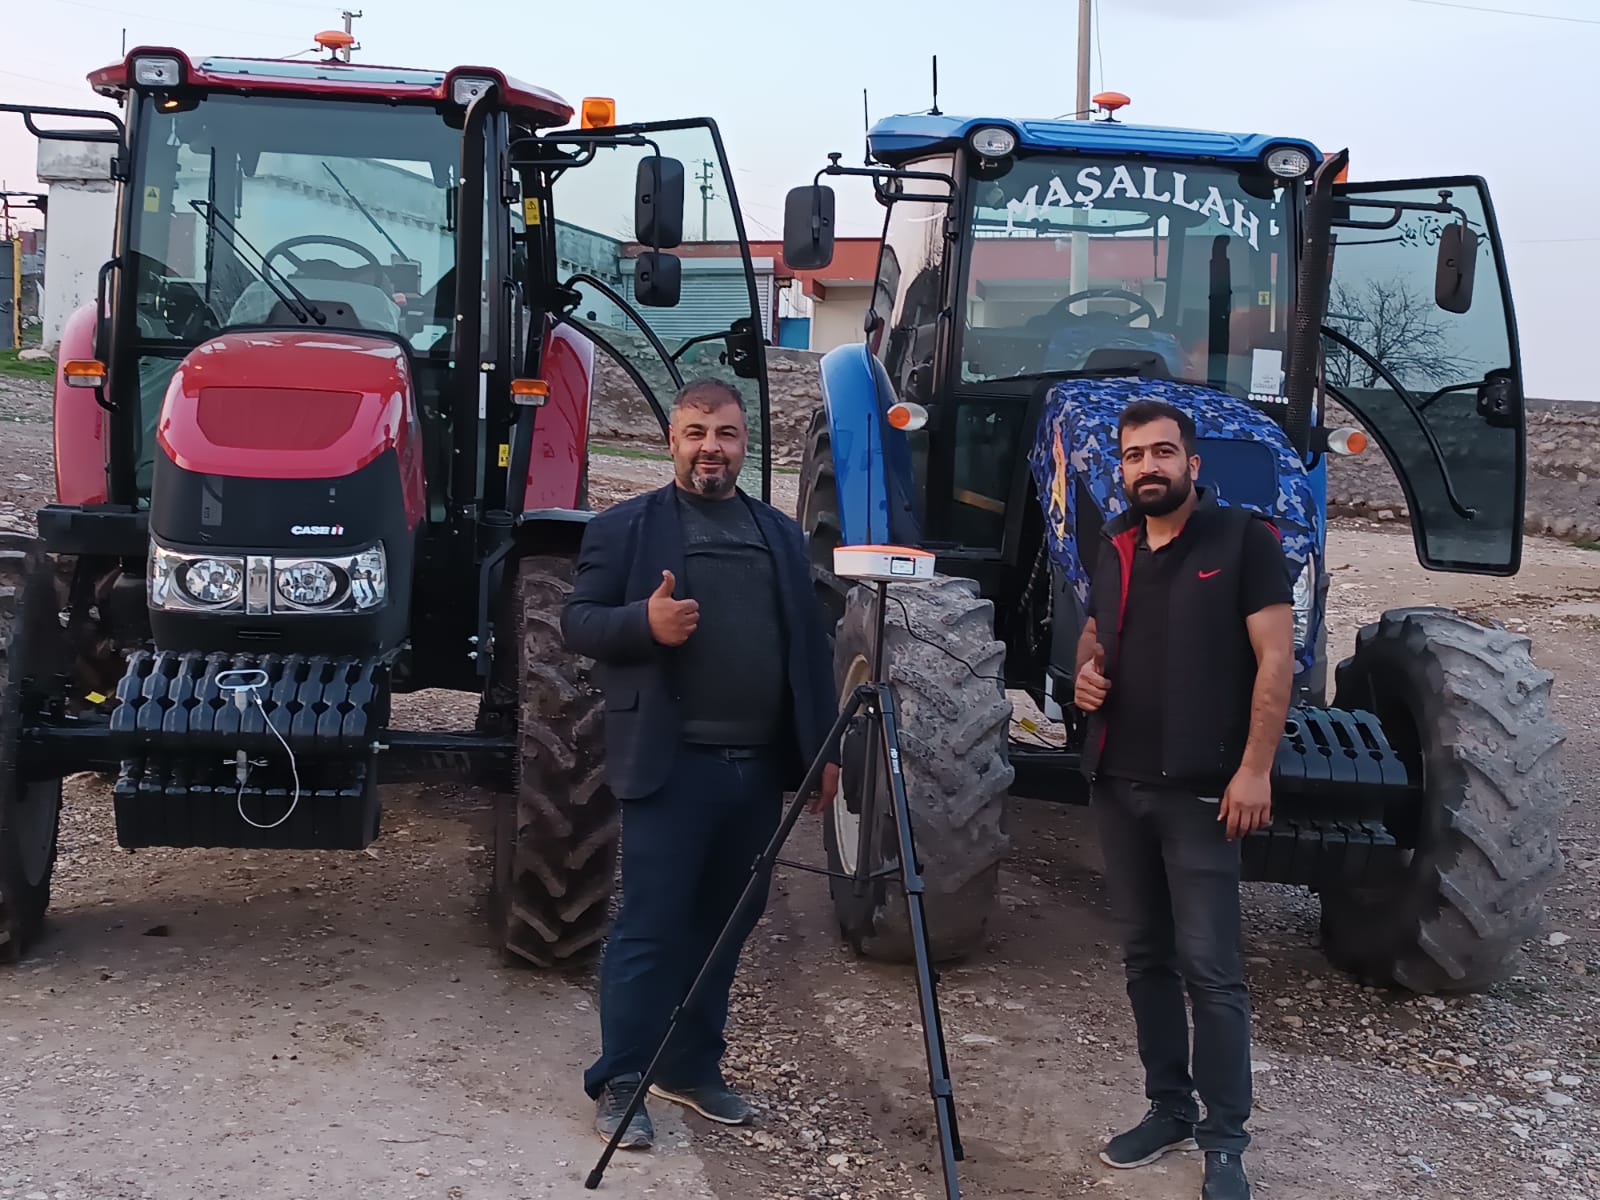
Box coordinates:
[583,745,782,1099]
[1091,776,1253,1154]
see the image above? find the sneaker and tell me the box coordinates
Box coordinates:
[1098,1103,1199,1169]
[1202,1151,1251,1200]
[649,1079,755,1126]
[594,1073,654,1149]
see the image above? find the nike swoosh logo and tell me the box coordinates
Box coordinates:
[1198,569,1221,579]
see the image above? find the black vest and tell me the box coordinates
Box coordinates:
[1080,491,1272,790]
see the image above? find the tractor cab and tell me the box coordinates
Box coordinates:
[10,44,772,525]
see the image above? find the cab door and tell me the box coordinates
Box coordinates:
[1321,176,1525,574]
[533,118,774,504]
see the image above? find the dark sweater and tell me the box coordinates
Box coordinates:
[675,489,787,746]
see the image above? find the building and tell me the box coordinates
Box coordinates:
[747,238,880,355]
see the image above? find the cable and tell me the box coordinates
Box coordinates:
[1402,0,1600,24]
[233,689,302,832]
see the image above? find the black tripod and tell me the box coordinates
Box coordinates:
[586,577,965,1197]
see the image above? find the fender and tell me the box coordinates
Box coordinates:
[818,342,921,547]
[520,321,594,511]
[53,302,107,506]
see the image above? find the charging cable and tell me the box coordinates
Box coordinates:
[216,670,302,831]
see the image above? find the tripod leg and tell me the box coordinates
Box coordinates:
[585,691,863,1190]
[872,682,965,1200]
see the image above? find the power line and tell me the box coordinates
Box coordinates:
[54,0,311,43]
[1403,0,1600,25]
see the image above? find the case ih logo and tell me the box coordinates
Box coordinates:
[290,524,345,536]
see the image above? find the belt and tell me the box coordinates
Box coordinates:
[684,743,771,762]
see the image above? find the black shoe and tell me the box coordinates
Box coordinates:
[1202,1151,1251,1200]
[1098,1104,1199,1169]
[649,1079,755,1125]
[594,1073,654,1149]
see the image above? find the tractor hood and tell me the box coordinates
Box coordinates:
[156,330,418,482]
[1026,377,1320,665]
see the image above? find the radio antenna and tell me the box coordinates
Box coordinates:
[930,54,941,116]
[862,87,871,164]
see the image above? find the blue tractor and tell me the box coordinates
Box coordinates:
[783,94,1564,994]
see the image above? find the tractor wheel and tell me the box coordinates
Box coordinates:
[0,536,67,963]
[488,554,620,969]
[1319,606,1566,994]
[824,575,1013,963]
[796,406,845,627]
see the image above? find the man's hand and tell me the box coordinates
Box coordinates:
[809,762,840,816]
[647,570,699,646]
[1219,768,1272,841]
[1075,644,1111,712]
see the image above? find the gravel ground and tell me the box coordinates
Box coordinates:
[1,371,1596,1199]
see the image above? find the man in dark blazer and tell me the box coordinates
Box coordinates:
[561,378,841,1150]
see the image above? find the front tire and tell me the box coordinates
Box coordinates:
[824,576,1013,963]
[0,536,68,963]
[488,555,620,969]
[1319,607,1566,994]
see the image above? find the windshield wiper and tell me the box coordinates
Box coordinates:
[322,162,409,263]
[187,199,326,326]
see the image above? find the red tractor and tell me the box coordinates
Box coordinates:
[0,39,776,965]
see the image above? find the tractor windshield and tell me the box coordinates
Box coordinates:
[960,154,1294,405]
[126,93,460,354]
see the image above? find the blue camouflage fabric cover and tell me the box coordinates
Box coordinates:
[1026,377,1322,671]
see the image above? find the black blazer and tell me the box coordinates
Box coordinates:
[560,482,840,800]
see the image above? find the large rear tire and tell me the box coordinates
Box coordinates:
[488,555,620,969]
[0,536,67,963]
[1319,607,1566,994]
[824,576,1013,963]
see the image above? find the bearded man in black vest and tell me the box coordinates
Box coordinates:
[1073,398,1294,1200]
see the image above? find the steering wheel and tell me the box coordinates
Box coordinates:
[1033,287,1159,328]
[260,234,384,278]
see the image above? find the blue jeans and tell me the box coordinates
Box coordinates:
[583,745,783,1099]
[1091,776,1253,1154]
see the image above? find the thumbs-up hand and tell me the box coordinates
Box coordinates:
[647,570,699,646]
[1075,643,1111,712]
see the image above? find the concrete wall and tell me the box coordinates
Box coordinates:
[36,139,118,352]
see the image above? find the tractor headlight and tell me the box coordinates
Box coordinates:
[451,74,496,106]
[969,125,1017,158]
[348,547,387,611]
[150,545,245,612]
[276,561,341,609]
[150,539,388,615]
[1291,558,1314,649]
[132,56,183,88]
[1263,144,1314,180]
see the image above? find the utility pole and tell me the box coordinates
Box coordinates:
[696,158,715,241]
[339,9,362,62]
[1070,0,1091,307]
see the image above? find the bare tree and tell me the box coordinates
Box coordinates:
[1325,275,1478,392]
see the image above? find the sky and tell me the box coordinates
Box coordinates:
[2,0,1595,399]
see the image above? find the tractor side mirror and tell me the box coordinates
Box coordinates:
[784,184,836,270]
[634,251,681,308]
[636,155,685,249]
[1435,222,1477,314]
[723,316,761,379]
